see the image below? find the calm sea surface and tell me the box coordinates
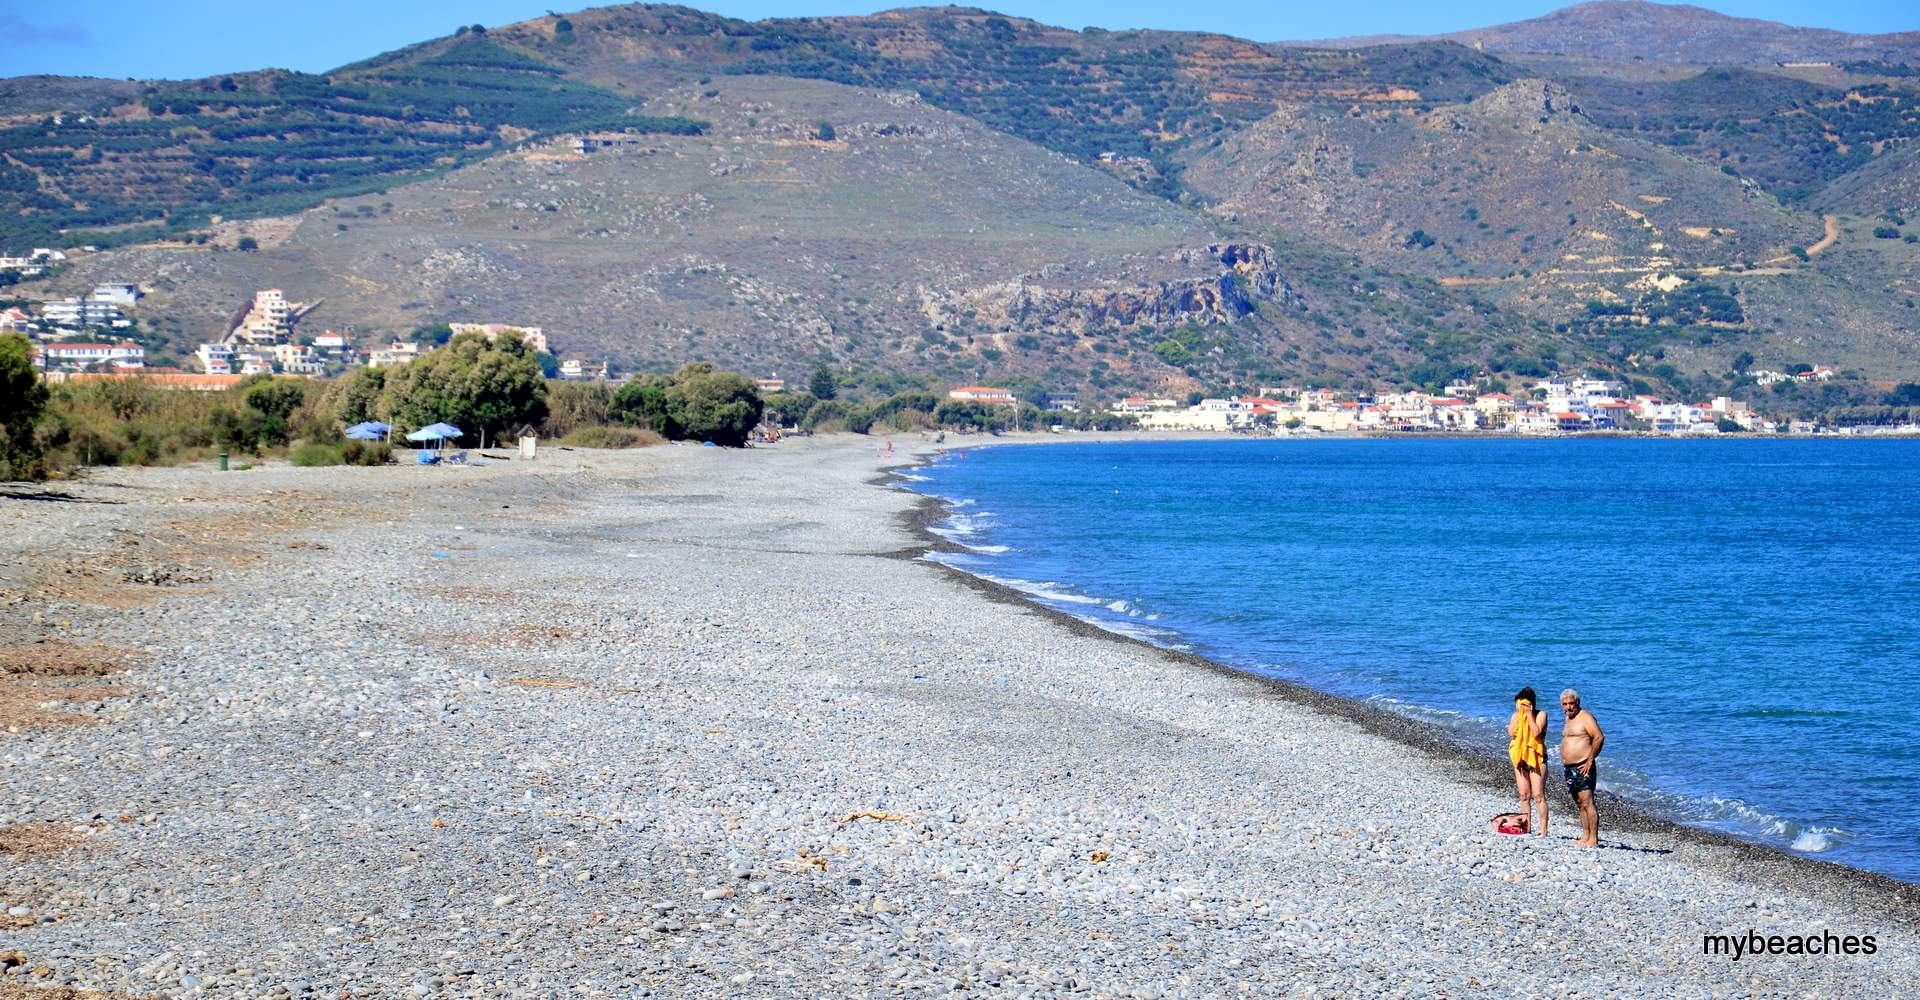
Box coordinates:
[911,438,1920,881]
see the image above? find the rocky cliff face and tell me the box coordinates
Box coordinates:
[918,243,1296,332]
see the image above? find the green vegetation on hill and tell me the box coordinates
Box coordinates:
[7,4,1920,392]
[0,39,704,250]
[1566,68,1920,200]
[503,6,1511,198]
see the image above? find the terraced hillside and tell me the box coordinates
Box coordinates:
[0,39,702,250]
[29,74,1579,394]
[1560,67,1920,202]
[7,2,1920,391]
[468,5,1519,199]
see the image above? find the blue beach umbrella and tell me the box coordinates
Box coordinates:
[405,423,464,442]
[343,427,383,440]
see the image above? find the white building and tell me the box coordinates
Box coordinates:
[272,343,324,375]
[0,248,66,276]
[368,341,426,368]
[947,386,1016,405]
[0,306,33,332]
[36,341,145,370]
[42,297,127,328]
[1114,397,1178,413]
[90,283,142,306]
[227,288,308,345]
[196,343,236,375]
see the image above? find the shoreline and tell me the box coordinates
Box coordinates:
[885,436,1920,921]
[8,437,1920,994]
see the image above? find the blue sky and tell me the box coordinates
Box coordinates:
[3,1,1915,80]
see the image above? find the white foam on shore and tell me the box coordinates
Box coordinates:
[1363,695,1853,859]
[1793,828,1844,853]
[912,467,1863,870]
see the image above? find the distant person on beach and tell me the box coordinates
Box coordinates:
[1560,689,1605,847]
[1508,687,1548,835]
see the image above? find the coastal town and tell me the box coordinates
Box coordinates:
[0,269,1895,437]
[3,271,614,387]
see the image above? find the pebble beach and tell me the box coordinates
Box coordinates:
[3,435,1916,997]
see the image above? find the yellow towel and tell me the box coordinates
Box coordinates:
[1508,699,1544,769]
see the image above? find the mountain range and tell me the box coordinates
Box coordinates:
[4,1,1918,407]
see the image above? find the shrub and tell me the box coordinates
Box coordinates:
[801,399,849,432]
[539,381,612,439]
[291,441,345,466]
[0,332,50,480]
[759,391,818,427]
[343,440,392,465]
[557,425,664,449]
[610,377,679,436]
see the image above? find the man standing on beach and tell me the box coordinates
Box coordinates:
[1560,689,1604,847]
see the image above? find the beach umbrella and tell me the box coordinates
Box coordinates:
[346,421,391,434]
[343,427,383,440]
[405,423,464,442]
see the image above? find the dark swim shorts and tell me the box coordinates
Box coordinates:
[1564,761,1598,799]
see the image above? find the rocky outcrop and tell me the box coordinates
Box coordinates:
[1425,79,1583,132]
[918,243,1295,332]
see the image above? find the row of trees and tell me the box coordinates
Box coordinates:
[1,330,1148,482]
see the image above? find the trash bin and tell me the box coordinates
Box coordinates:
[218,452,228,471]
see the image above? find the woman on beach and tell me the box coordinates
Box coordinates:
[1508,687,1549,836]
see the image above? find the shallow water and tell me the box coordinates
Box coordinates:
[916,438,1920,881]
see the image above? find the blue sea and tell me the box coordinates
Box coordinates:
[909,438,1920,882]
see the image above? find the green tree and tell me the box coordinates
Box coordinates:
[331,366,387,425]
[610,377,681,437]
[665,363,763,446]
[411,322,454,347]
[236,236,258,251]
[815,120,836,142]
[0,333,50,480]
[243,378,308,447]
[759,391,818,428]
[381,331,548,444]
[808,365,838,400]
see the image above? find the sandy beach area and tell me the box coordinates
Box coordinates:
[3,433,1916,997]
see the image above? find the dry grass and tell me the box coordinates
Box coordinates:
[0,644,140,732]
[0,987,151,1000]
[0,643,141,677]
[417,623,577,649]
[0,822,87,859]
[412,585,518,603]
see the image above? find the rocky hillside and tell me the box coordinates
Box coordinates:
[1440,2,1920,66]
[28,74,1573,394]
[6,3,1920,392]
[1184,79,1814,285]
